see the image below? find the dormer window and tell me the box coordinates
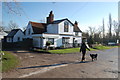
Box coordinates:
[64,21,69,32]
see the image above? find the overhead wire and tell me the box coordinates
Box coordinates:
[70,2,88,18]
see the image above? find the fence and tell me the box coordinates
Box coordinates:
[2,39,33,50]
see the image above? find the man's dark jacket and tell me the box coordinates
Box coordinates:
[80,43,90,53]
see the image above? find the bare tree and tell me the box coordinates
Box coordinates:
[0,21,5,32]
[3,0,22,16]
[102,18,105,38]
[113,20,119,40]
[108,13,112,38]
[8,20,19,30]
[88,26,96,37]
[101,18,105,44]
[22,26,27,31]
[82,31,89,38]
[3,0,30,20]
[0,26,5,32]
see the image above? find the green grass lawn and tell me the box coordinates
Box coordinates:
[48,48,95,54]
[93,45,118,50]
[47,45,117,54]
[1,51,19,72]
[48,48,80,54]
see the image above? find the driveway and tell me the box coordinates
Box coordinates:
[2,47,119,78]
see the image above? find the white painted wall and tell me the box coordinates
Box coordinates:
[57,35,73,47]
[58,20,74,35]
[32,33,82,48]
[42,33,59,48]
[73,36,82,44]
[42,33,75,48]
[0,32,7,40]
[13,30,24,42]
[46,24,58,34]
[33,37,40,48]
[32,34,43,48]
[25,22,34,38]
[33,37,43,48]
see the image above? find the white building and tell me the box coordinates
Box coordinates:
[0,31,8,41]
[25,11,82,49]
[5,29,24,42]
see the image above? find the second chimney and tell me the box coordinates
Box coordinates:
[46,11,54,24]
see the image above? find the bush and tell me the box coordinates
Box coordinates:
[46,41,52,46]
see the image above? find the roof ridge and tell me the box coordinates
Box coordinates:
[29,21,46,24]
[54,18,68,21]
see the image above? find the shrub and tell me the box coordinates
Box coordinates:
[46,41,52,46]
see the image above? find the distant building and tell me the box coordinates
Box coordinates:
[5,29,24,42]
[0,31,8,41]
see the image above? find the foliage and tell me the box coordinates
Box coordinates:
[1,51,19,72]
[83,14,120,45]
[48,48,80,54]
[87,36,94,47]
[46,41,52,46]
[93,45,117,50]
[8,20,19,30]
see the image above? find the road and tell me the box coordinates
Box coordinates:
[3,47,119,78]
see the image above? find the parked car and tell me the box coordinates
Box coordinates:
[108,42,117,46]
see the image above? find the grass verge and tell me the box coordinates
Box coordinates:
[1,51,19,72]
[93,45,118,50]
[47,46,117,54]
[48,48,95,54]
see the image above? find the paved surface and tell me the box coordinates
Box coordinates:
[2,47,119,78]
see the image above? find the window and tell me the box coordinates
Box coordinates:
[75,40,77,43]
[48,38,54,45]
[64,21,69,32]
[62,38,69,44]
[75,32,79,36]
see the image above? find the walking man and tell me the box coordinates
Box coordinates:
[80,42,90,62]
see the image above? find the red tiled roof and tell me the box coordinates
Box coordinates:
[30,21,47,34]
[29,18,82,34]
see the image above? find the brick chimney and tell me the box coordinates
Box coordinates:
[74,21,78,26]
[46,11,54,24]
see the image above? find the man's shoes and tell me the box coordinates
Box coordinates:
[81,59,85,62]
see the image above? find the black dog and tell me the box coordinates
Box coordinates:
[90,53,98,61]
